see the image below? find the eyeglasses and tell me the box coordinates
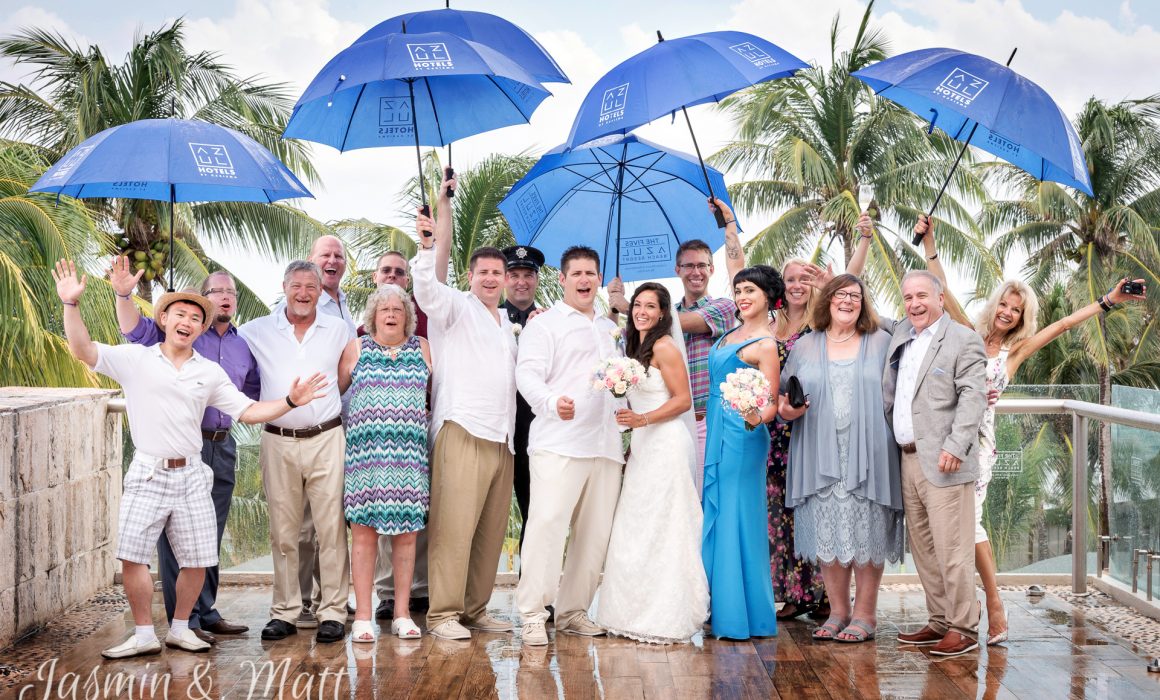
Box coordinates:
[378,266,407,278]
[677,263,712,272]
[204,288,237,297]
[832,290,863,302]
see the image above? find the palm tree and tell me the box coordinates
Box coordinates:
[989,96,1160,541]
[0,19,328,308]
[711,0,997,306]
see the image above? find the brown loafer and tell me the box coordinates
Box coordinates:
[203,619,249,635]
[192,628,217,645]
[897,625,943,645]
[930,631,979,657]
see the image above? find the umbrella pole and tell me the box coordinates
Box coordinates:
[614,143,627,278]
[917,47,1018,245]
[168,191,175,292]
[406,78,431,228]
[680,106,728,229]
[445,142,455,198]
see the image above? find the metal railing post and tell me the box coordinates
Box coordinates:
[1072,413,1088,594]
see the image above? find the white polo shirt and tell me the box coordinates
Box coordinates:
[94,343,254,458]
[412,247,517,450]
[516,301,625,464]
[893,313,947,444]
[239,308,349,429]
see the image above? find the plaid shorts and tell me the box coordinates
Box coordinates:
[116,452,219,568]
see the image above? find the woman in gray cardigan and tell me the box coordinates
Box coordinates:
[777,274,903,643]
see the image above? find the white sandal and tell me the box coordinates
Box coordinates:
[352,620,376,643]
[392,617,422,639]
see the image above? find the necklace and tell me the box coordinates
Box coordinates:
[378,338,407,360]
[826,328,856,343]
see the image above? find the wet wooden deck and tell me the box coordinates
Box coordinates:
[2,585,1158,699]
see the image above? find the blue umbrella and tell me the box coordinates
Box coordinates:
[499,134,733,282]
[284,28,550,214]
[853,47,1092,243]
[354,6,569,84]
[32,118,313,290]
[565,31,807,226]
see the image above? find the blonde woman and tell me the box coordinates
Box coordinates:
[916,216,1147,645]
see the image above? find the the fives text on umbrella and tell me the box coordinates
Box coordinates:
[599,84,630,126]
[408,43,454,70]
[935,68,989,107]
[189,143,237,179]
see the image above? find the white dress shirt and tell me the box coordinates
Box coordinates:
[516,301,625,464]
[94,343,254,458]
[893,313,946,444]
[239,308,349,429]
[411,248,517,451]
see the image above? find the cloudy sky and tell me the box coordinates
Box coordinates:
[4,0,1160,302]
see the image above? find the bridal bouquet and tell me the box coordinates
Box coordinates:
[591,356,646,398]
[720,367,771,431]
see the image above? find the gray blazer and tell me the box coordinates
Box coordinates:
[882,315,987,487]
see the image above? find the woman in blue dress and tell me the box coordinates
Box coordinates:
[702,265,785,640]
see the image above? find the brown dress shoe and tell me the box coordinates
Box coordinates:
[897,625,943,645]
[203,619,249,635]
[192,628,217,645]
[930,631,979,657]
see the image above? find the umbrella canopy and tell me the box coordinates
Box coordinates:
[31,118,313,290]
[853,47,1092,196]
[354,8,569,84]
[499,134,733,282]
[284,30,551,152]
[32,118,313,202]
[566,31,808,149]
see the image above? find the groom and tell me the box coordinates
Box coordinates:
[515,245,625,646]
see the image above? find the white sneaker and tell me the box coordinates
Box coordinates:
[428,619,471,640]
[556,614,605,637]
[522,621,549,646]
[164,628,211,653]
[463,613,511,632]
[101,635,162,659]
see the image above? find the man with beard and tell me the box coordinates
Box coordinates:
[240,261,358,644]
[111,260,259,644]
[500,244,545,555]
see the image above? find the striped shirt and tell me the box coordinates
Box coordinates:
[678,295,738,415]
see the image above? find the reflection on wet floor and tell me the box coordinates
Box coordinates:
[2,585,1159,699]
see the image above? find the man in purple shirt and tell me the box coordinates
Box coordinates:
[111,258,260,643]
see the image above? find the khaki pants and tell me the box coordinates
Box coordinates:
[516,451,622,625]
[426,422,514,628]
[260,427,349,624]
[901,451,979,640]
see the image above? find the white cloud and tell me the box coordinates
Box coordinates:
[0,6,91,85]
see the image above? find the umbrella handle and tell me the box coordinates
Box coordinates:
[444,166,456,198]
[708,198,728,229]
[419,204,432,238]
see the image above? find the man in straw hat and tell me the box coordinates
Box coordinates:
[52,259,328,660]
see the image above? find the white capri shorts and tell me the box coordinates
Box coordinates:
[116,453,219,568]
[974,479,990,544]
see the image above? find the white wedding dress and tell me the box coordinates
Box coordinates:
[595,368,710,643]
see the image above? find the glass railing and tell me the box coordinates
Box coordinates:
[1107,386,1160,599]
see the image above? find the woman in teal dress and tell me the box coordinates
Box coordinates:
[702,265,785,640]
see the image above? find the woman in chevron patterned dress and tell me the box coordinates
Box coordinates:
[341,285,432,642]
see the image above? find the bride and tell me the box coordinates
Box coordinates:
[596,282,710,643]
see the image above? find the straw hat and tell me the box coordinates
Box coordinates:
[155,289,214,329]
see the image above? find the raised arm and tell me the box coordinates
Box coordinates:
[432,177,456,284]
[1007,278,1148,376]
[108,255,145,335]
[711,197,746,283]
[915,215,971,327]
[846,213,874,277]
[52,259,98,368]
[411,216,461,324]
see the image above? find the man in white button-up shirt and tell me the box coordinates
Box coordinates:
[515,246,625,646]
[412,211,518,641]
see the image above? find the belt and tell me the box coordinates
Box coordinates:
[695,413,706,422]
[164,458,188,468]
[899,442,917,454]
[264,415,342,439]
[202,429,229,442]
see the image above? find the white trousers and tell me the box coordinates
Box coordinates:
[694,418,707,498]
[516,451,622,625]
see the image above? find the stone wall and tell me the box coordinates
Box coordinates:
[0,387,121,649]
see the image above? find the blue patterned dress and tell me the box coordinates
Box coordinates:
[344,335,430,535]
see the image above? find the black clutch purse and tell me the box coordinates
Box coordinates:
[786,375,808,408]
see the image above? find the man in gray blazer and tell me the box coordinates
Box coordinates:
[883,270,987,657]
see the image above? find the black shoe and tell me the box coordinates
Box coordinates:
[346,602,356,615]
[546,605,555,623]
[410,596,429,612]
[261,619,297,641]
[375,599,393,620]
[316,620,345,643]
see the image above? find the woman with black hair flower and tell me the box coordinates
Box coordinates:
[701,265,784,640]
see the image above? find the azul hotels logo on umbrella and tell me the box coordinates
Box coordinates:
[190,143,237,179]
[408,43,454,70]
[45,144,94,181]
[934,67,989,107]
[599,84,630,126]
[378,97,414,135]
[729,42,779,69]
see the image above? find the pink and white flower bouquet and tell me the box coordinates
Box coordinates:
[591,356,646,398]
[720,367,771,431]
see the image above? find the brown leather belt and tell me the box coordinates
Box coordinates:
[899,442,917,454]
[202,429,229,442]
[264,416,342,439]
[164,458,188,468]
